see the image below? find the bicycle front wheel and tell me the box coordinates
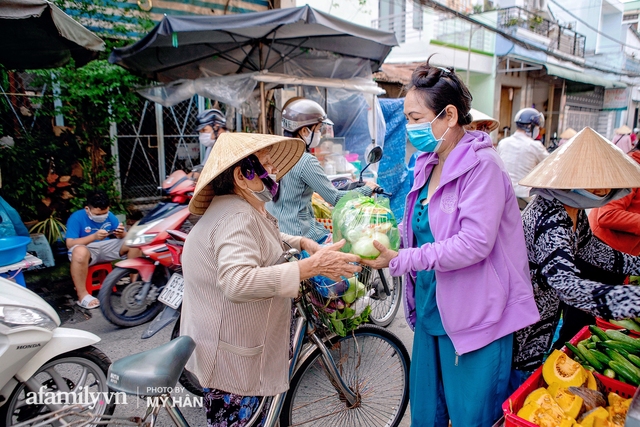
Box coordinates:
[367,268,402,327]
[281,325,410,427]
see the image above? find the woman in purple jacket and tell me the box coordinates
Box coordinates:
[362,61,539,426]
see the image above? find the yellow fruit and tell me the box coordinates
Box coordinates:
[543,350,587,388]
[584,371,597,391]
[518,402,567,427]
[522,388,567,421]
[607,394,631,427]
[579,407,609,427]
[547,382,584,420]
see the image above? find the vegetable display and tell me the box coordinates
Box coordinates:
[332,192,400,259]
[516,349,632,426]
[606,318,640,333]
[566,326,640,386]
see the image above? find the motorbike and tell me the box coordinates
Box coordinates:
[97,168,199,328]
[0,278,114,426]
[140,229,203,396]
[331,146,404,327]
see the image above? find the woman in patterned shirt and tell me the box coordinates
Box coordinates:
[512,127,640,386]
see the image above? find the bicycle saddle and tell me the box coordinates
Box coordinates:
[107,336,196,396]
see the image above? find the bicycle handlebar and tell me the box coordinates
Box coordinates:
[337,180,393,197]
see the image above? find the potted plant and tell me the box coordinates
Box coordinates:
[29,212,67,259]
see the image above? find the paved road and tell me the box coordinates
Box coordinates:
[67,299,414,426]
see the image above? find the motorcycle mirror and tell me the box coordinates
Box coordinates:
[367,146,383,164]
[358,146,383,182]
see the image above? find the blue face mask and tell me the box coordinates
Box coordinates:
[571,189,606,201]
[406,108,449,152]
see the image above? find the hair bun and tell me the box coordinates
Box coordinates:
[411,64,442,89]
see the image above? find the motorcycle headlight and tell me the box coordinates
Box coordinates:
[124,219,163,246]
[0,305,57,331]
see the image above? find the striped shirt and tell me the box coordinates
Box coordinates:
[180,194,302,396]
[267,152,372,242]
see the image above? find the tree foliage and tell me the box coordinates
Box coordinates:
[0,1,152,222]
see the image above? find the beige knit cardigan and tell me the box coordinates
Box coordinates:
[180,194,302,396]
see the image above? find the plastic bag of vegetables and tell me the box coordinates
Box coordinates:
[332,191,400,259]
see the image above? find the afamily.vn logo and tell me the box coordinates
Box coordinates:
[25,386,127,407]
[25,385,203,409]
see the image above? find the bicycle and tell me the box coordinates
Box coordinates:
[17,249,411,427]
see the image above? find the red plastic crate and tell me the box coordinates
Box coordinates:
[595,317,640,338]
[502,326,637,427]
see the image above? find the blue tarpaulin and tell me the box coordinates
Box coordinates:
[378,98,410,222]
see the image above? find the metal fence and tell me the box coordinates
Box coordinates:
[497,7,586,58]
[0,71,56,141]
[114,96,201,202]
[371,6,494,55]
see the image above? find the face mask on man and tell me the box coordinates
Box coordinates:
[87,209,108,223]
[406,108,450,152]
[302,128,322,149]
[199,132,215,148]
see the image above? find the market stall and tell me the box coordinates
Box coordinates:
[504,321,640,426]
[109,5,398,185]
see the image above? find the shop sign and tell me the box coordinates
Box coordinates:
[177,143,200,160]
[603,88,629,111]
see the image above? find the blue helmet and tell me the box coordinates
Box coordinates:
[196,109,226,131]
[514,108,545,131]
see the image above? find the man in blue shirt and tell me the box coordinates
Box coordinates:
[66,190,138,309]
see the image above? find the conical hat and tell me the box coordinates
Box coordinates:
[615,125,632,134]
[519,127,640,189]
[469,108,499,132]
[189,133,305,215]
[559,128,576,139]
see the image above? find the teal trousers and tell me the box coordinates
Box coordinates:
[410,328,513,427]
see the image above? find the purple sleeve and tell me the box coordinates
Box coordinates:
[395,157,507,273]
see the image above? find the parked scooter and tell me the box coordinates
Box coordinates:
[97,168,198,328]
[0,278,114,426]
[140,230,203,396]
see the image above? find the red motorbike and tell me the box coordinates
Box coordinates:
[139,228,204,396]
[97,168,198,328]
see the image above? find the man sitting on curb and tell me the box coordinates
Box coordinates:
[65,190,139,309]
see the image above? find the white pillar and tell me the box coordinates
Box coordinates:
[155,103,166,184]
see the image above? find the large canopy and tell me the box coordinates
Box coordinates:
[0,0,105,69]
[109,5,398,82]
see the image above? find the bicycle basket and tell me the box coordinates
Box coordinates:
[301,274,372,337]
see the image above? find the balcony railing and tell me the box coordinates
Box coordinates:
[498,6,586,58]
[371,8,494,55]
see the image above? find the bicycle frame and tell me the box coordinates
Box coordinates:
[260,299,358,427]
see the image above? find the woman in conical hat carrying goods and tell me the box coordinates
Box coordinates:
[179,133,362,425]
[511,127,640,387]
[613,124,634,153]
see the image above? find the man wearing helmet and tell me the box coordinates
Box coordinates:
[497,107,549,209]
[267,98,377,243]
[196,108,227,163]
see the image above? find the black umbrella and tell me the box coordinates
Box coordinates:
[109,5,398,83]
[0,0,105,70]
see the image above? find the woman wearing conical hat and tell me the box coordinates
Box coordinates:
[180,133,362,424]
[556,127,576,147]
[589,137,640,259]
[512,127,640,386]
[613,125,634,153]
